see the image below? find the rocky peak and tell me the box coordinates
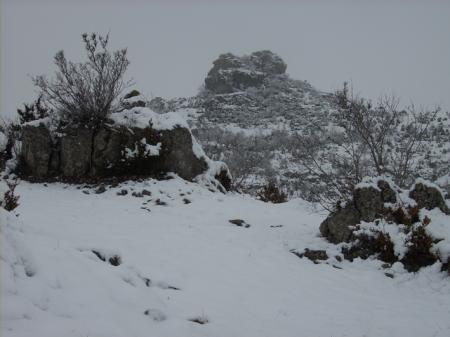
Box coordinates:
[204,50,287,94]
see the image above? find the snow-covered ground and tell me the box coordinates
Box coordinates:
[2,177,450,337]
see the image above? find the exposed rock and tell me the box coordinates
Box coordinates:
[121,90,146,110]
[60,128,93,178]
[19,111,224,185]
[205,50,287,94]
[95,185,106,194]
[409,181,450,215]
[319,204,360,243]
[320,179,398,243]
[229,219,250,228]
[215,167,232,191]
[21,125,52,177]
[291,249,328,263]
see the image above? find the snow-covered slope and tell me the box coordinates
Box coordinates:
[2,178,450,337]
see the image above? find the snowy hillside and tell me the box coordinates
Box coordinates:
[158,52,450,199]
[2,178,450,337]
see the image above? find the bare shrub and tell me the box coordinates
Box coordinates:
[1,180,20,211]
[33,33,131,128]
[257,181,287,203]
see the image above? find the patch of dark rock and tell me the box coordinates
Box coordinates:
[82,190,90,195]
[270,225,283,228]
[155,199,167,206]
[142,189,151,196]
[291,249,328,264]
[116,189,128,196]
[132,191,143,198]
[139,276,151,287]
[188,316,209,325]
[91,250,122,266]
[95,185,106,194]
[384,272,394,279]
[183,198,191,204]
[229,219,250,228]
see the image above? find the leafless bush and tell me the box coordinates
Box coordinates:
[17,95,51,124]
[294,83,440,210]
[33,33,131,128]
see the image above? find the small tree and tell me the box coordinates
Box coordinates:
[33,33,131,128]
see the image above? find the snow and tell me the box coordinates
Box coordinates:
[424,208,450,260]
[1,178,450,337]
[124,139,161,159]
[110,107,188,130]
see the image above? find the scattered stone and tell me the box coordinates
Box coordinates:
[91,250,121,266]
[229,219,250,228]
[95,185,106,194]
[291,249,328,264]
[384,272,394,279]
[132,191,143,198]
[182,198,191,204]
[82,190,90,195]
[155,199,167,206]
[188,316,209,325]
[144,309,166,322]
[116,189,128,196]
[141,189,151,196]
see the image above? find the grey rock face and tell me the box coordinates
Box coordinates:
[60,128,93,178]
[19,123,214,183]
[204,50,287,94]
[159,127,208,181]
[320,180,397,243]
[21,125,53,177]
[319,204,360,243]
[409,182,450,214]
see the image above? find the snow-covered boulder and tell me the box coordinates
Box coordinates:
[320,177,398,243]
[319,177,450,273]
[19,107,231,188]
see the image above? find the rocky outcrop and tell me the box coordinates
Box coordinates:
[204,50,287,94]
[19,109,229,187]
[317,177,450,274]
[320,179,398,243]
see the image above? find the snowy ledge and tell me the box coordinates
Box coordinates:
[109,107,189,130]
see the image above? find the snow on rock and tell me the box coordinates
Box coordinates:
[109,107,188,130]
[1,179,450,337]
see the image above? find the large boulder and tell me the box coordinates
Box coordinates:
[19,108,228,186]
[205,50,287,94]
[320,178,398,243]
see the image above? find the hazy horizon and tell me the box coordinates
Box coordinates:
[2,0,450,118]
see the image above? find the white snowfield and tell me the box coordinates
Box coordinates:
[1,177,450,337]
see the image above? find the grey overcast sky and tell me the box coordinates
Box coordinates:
[1,0,450,118]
